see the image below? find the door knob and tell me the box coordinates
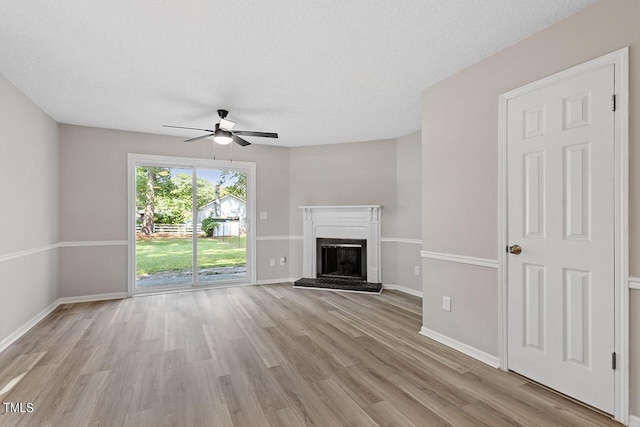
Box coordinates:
[508,245,522,255]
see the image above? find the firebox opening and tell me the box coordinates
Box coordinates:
[316,238,367,281]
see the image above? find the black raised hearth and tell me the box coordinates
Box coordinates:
[293,277,382,293]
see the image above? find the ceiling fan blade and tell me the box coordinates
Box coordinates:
[220,118,236,130]
[184,133,215,143]
[232,134,251,146]
[233,130,278,138]
[164,125,215,132]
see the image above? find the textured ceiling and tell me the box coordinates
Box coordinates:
[0,0,597,147]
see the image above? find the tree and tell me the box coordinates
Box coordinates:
[141,168,155,235]
[155,173,193,224]
[195,176,217,209]
[218,171,247,200]
[136,169,221,233]
[154,173,218,223]
[136,167,174,234]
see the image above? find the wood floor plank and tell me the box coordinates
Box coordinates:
[461,400,524,427]
[219,373,270,427]
[267,364,345,427]
[270,406,308,427]
[129,338,163,414]
[345,363,452,427]
[53,370,109,427]
[226,337,290,413]
[0,284,621,426]
[386,373,487,427]
[0,352,46,401]
[364,400,418,427]
[314,377,380,427]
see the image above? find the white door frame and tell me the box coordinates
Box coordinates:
[127,153,257,296]
[497,47,629,423]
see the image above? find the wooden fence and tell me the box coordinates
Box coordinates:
[136,224,203,234]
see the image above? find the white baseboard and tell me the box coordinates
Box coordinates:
[419,326,500,368]
[58,292,128,304]
[256,278,298,285]
[0,299,60,354]
[383,284,423,298]
[629,415,640,427]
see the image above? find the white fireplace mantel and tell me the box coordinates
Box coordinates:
[300,205,381,283]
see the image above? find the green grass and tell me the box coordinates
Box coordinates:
[136,236,246,276]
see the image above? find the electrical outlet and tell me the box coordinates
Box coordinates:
[280,257,286,266]
[442,296,451,312]
[260,211,268,220]
[269,259,275,267]
[414,266,420,275]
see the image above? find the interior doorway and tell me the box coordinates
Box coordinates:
[498,48,628,422]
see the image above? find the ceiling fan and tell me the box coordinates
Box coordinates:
[163,109,278,146]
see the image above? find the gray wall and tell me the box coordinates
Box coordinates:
[287,133,422,291]
[0,74,59,344]
[288,138,397,286]
[58,124,291,295]
[288,139,398,237]
[57,126,422,294]
[420,0,640,415]
[395,132,422,292]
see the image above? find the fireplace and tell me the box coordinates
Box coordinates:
[316,238,367,281]
[299,205,381,284]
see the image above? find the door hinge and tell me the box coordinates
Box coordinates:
[612,352,617,370]
[611,94,616,111]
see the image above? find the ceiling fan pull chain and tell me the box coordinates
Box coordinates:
[213,139,216,160]
[230,138,233,163]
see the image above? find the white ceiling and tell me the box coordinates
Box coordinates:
[0,0,597,147]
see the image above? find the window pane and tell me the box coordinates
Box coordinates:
[196,168,247,284]
[135,166,193,289]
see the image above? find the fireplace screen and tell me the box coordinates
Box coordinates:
[316,238,367,281]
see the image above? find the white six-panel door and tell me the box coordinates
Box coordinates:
[506,64,615,413]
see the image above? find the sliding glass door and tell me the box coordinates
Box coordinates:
[196,168,247,284]
[130,155,255,294]
[135,166,194,289]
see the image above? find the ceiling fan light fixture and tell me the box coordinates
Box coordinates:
[213,128,233,145]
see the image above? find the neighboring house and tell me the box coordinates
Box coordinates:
[197,194,246,236]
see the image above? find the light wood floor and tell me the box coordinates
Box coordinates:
[0,284,620,426]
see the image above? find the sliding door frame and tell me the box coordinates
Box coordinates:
[127,153,257,296]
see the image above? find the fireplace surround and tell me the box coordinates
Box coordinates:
[300,205,381,284]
